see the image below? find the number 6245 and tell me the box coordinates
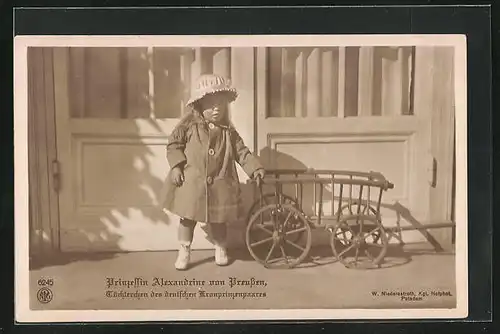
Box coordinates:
[37,278,54,287]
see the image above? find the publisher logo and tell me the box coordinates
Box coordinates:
[37,287,53,304]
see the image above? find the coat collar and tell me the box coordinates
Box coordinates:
[191,110,231,130]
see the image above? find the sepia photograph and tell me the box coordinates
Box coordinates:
[14,34,468,322]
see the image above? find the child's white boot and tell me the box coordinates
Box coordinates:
[214,243,229,266]
[175,242,191,270]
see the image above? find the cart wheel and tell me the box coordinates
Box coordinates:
[246,204,312,269]
[247,194,304,243]
[330,214,388,269]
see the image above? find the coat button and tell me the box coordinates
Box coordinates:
[208,123,215,129]
[206,176,213,184]
[208,148,215,156]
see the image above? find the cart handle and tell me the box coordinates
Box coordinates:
[369,171,395,190]
[246,174,264,187]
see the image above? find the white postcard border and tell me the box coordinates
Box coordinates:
[14,34,468,322]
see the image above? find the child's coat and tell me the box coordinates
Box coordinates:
[162,111,262,223]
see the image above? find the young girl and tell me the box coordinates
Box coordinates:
[162,74,265,270]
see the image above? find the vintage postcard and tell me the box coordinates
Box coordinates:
[14,34,468,322]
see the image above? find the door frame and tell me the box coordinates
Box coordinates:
[28,47,61,256]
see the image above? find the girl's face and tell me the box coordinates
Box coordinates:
[199,93,229,123]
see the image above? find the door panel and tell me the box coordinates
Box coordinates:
[54,47,232,252]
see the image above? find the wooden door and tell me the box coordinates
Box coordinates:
[255,46,454,245]
[53,46,233,252]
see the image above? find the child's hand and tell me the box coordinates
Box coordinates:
[171,167,185,187]
[253,169,265,187]
[253,168,265,180]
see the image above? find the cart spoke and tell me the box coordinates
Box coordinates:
[363,226,381,239]
[255,224,273,235]
[336,242,356,258]
[285,226,307,236]
[354,245,360,265]
[333,235,352,247]
[264,242,277,263]
[261,222,275,229]
[279,244,289,264]
[284,239,305,252]
[250,236,274,248]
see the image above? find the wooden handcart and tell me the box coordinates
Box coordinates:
[245,169,395,270]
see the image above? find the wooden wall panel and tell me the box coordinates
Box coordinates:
[337,47,346,118]
[321,48,337,117]
[344,47,360,117]
[306,48,321,117]
[294,50,306,117]
[358,47,375,117]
